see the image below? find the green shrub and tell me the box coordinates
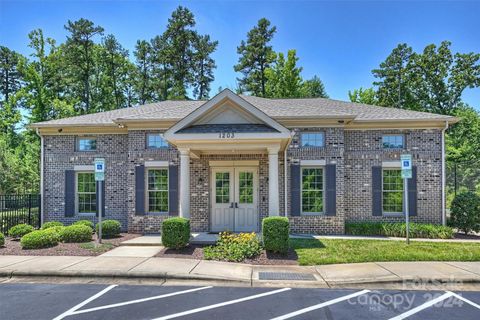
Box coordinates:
[61,225,92,243]
[8,224,35,239]
[0,232,4,246]
[41,221,64,230]
[161,217,190,249]
[96,219,121,238]
[73,220,94,230]
[449,191,480,234]
[345,222,453,239]
[0,210,40,234]
[48,226,65,238]
[262,217,289,253]
[20,229,60,249]
[204,232,262,262]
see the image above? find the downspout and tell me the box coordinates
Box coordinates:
[35,128,44,225]
[441,121,449,226]
[284,131,295,217]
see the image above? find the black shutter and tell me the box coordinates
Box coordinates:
[95,180,106,217]
[408,166,418,216]
[169,164,179,216]
[372,166,383,216]
[290,164,301,216]
[135,165,145,215]
[64,170,75,217]
[325,164,336,216]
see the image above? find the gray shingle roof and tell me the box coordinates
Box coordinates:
[31,93,455,127]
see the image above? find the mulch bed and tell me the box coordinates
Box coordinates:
[0,233,140,256]
[453,232,480,240]
[155,244,299,265]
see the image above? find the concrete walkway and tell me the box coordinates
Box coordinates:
[1,255,479,288]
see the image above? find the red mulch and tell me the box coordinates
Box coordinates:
[155,245,298,265]
[0,233,140,256]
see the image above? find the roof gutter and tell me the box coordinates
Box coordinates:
[35,128,44,226]
[441,120,449,226]
[284,131,295,217]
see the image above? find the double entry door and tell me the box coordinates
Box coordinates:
[210,167,258,232]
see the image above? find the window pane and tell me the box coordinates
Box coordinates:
[147,134,168,148]
[78,138,96,151]
[382,135,404,149]
[147,169,169,212]
[302,168,324,213]
[239,171,253,204]
[301,133,324,147]
[382,169,404,213]
[77,172,96,213]
[215,172,230,204]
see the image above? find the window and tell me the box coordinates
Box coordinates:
[239,172,254,204]
[382,169,404,214]
[77,137,96,151]
[147,169,169,213]
[382,135,404,149]
[77,172,96,214]
[301,168,324,214]
[301,132,325,147]
[215,172,230,204]
[147,133,168,149]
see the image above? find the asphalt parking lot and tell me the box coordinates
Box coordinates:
[0,283,479,320]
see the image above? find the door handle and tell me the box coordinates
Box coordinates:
[229,202,234,208]
[235,202,238,208]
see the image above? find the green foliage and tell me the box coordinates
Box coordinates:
[0,232,4,246]
[262,217,289,253]
[61,224,93,243]
[73,220,94,229]
[96,219,121,238]
[8,223,35,239]
[348,87,378,105]
[449,191,480,234]
[300,75,328,98]
[161,217,190,249]
[20,228,60,249]
[204,232,262,262]
[41,221,64,230]
[234,18,277,97]
[345,222,453,239]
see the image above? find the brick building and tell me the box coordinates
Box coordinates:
[31,89,457,234]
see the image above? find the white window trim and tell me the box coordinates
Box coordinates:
[382,134,405,149]
[76,137,97,152]
[75,171,96,216]
[300,132,325,148]
[146,133,168,149]
[145,161,169,168]
[300,166,325,216]
[381,168,404,216]
[145,167,169,215]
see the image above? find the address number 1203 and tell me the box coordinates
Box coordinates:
[219,132,235,138]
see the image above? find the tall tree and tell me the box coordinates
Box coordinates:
[348,87,378,105]
[133,40,154,104]
[0,46,23,134]
[192,35,218,99]
[234,18,276,97]
[266,50,303,98]
[102,34,129,109]
[64,18,104,113]
[300,76,328,98]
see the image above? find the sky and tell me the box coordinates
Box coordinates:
[1,0,479,109]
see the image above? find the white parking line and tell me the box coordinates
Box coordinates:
[269,289,370,320]
[151,287,291,320]
[388,291,454,320]
[71,286,213,315]
[52,285,117,320]
[449,291,480,310]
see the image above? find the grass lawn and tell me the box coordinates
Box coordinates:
[291,238,480,265]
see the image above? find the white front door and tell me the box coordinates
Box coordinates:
[211,167,258,232]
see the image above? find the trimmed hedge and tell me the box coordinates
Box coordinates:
[345,222,454,239]
[61,225,92,243]
[8,224,35,239]
[449,191,480,234]
[20,229,60,249]
[262,217,290,253]
[73,220,94,230]
[96,220,121,238]
[161,217,190,249]
[41,221,64,230]
[0,232,4,246]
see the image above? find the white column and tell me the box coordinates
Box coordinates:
[179,148,190,219]
[268,147,280,216]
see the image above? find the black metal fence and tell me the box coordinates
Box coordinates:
[0,194,41,234]
[446,159,480,207]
